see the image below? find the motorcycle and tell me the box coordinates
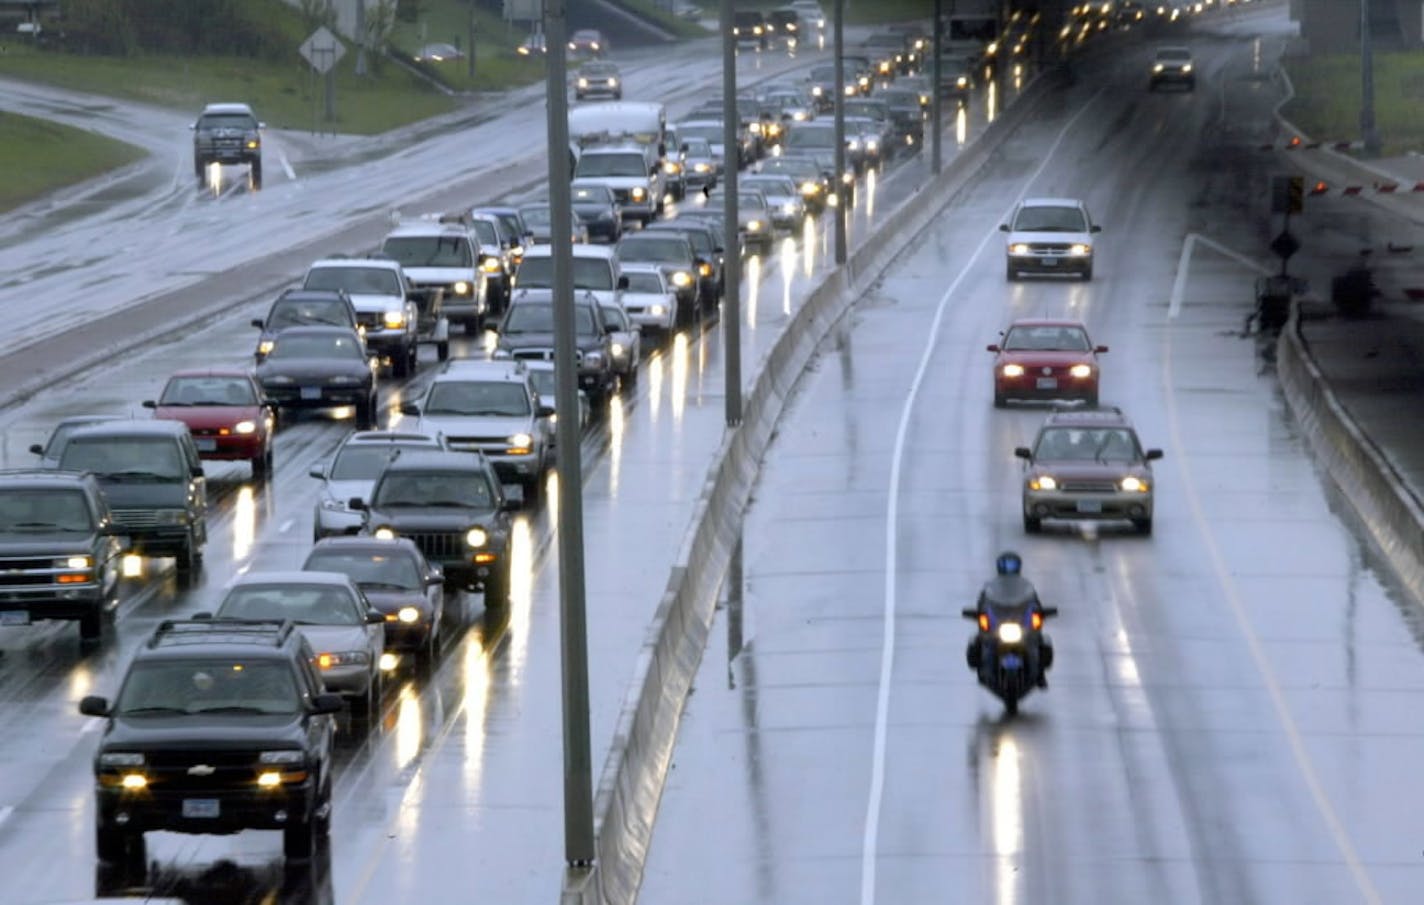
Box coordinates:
[962,582,1056,716]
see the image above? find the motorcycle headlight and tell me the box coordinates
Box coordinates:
[1069,364,1093,379]
[233,420,257,434]
[998,622,1024,644]
[466,527,489,548]
[663,160,682,174]
[782,201,798,214]
[1029,475,1058,491]
[671,270,693,287]
[1002,364,1025,377]
[382,310,405,328]
[801,181,822,194]
[1120,476,1149,492]
[453,280,471,295]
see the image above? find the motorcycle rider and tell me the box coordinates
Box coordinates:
[965,550,1054,688]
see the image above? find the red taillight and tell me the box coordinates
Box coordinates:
[977,614,990,632]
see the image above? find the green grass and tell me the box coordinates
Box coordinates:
[1284,52,1424,156]
[598,0,713,38]
[385,0,557,92]
[0,112,145,212]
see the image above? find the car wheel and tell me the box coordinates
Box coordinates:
[1023,514,1042,534]
[250,159,262,190]
[358,394,379,430]
[437,340,450,362]
[313,775,333,836]
[993,390,1007,409]
[416,625,441,675]
[96,824,142,865]
[176,532,200,575]
[356,669,382,721]
[483,565,511,611]
[1133,517,1153,536]
[520,475,542,508]
[283,817,316,860]
[1085,390,1099,408]
[1082,264,1093,281]
[79,608,104,643]
[251,446,272,479]
[1005,262,1017,281]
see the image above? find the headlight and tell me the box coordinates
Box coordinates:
[100,752,145,767]
[1120,476,1149,492]
[1181,63,1193,73]
[746,219,763,231]
[259,750,305,765]
[1002,364,1025,377]
[373,526,396,540]
[793,110,807,121]
[1009,243,1031,255]
[845,84,857,96]
[867,139,879,151]
[650,304,667,316]
[998,622,1024,644]
[1030,475,1058,491]
[314,651,371,668]
[577,78,589,87]
[749,122,763,134]
[120,773,148,790]
[246,139,260,150]
[257,771,283,788]
[957,76,968,87]
[631,187,647,201]
[812,85,823,96]
[453,280,471,295]
[858,76,870,87]
[493,348,512,359]
[382,310,405,328]
[663,160,682,174]
[698,262,713,276]
[611,342,626,356]
[466,527,489,548]
[801,181,822,194]
[671,270,693,287]
[481,257,502,273]
[607,77,618,86]
[848,139,861,150]
[782,201,798,214]
[694,162,712,173]
[508,432,533,449]
[155,510,189,526]
[1069,364,1093,378]
[1069,243,1091,256]
[62,555,93,570]
[257,339,274,356]
[233,420,257,434]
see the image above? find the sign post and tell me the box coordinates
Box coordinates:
[299,27,347,127]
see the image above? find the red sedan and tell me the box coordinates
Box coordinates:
[144,370,276,477]
[987,319,1108,408]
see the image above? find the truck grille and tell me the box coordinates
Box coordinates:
[1028,243,1073,254]
[136,750,270,791]
[1060,481,1118,494]
[445,436,506,453]
[402,532,466,561]
[111,509,161,529]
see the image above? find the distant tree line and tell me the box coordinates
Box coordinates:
[56,0,293,58]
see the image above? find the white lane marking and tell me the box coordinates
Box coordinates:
[0,805,12,828]
[861,87,1107,905]
[1169,232,1272,319]
[279,519,295,534]
[279,150,296,182]
[1161,331,1383,904]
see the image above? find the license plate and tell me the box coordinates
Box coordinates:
[300,386,322,401]
[1041,257,1059,266]
[1000,653,1023,669]
[182,798,220,818]
[1076,500,1103,514]
[1036,377,1057,389]
[0,611,29,626]
[195,438,217,452]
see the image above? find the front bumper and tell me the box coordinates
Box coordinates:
[1023,490,1153,523]
[264,383,370,409]
[1006,251,1093,275]
[0,582,105,619]
[190,434,265,461]
[314,505,364,538]
[315,663,373,697]
[96,780,316,835]
[995,373,1097,402]
[382,617,436,652]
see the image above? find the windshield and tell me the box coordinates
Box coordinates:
[581,63,618,77]
[424,380,531,416]
[785,127,837,150]
[381,235,472,268]
[470,220,499,246]
[115,660,300,716]
[503,303,599,336]
[198,114,256,131]
[1033,427,1141,462]
[572,185,614,204]
[306,550,422,590]
[515,257,614,290]
[1002,325,1091,352]
[575,153,648,179]
[623,272,666,293]
[373,471,494,508]
[1156,48,1191,61]
[59,438,184,480]
[218,583,362,626]
[268,298,350,328]
[268,333,364,361]
[762,160,818,180]
[619,236,690,264]
[1013,205,1089,232]
[303,266,401,296]
[159,376,257,406]
[677,124,722,144]
[746,177,794,196]
[601,305,630,331]
[43,419,115,459]
[683,138,713,156]
[0,489,93,532]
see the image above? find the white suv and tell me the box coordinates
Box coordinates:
[1000,198,1102,282]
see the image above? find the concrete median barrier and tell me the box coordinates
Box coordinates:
[565,67,1064,905]
[1275,306,1424,605]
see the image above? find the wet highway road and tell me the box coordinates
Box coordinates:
[0,30,1031,905]
[643,6,1424,905]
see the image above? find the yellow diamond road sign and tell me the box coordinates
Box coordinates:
[300,26,346,75]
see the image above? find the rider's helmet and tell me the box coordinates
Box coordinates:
[995,550,1023,576]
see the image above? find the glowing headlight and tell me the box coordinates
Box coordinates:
[466,527,489,548]
[957,76,968,87]
[592,42,601,50]
[611,342,626,356]
[374,526,396,540]
[1002,364,1025,377]
[1009,243,1031,255]
[481,257,502,273]
[694,162,712,173]
[793,110,807,121]
[101,752,144,767]
[848,139,861,150]
[845,84,857,96]
[631,187,647,201]
[781,201,798,214]
[257,339,274,356]
[607,77,618,86]
[228,420,255,436]
[1069,364,1093,378]
[812,85,823,96]
[867,139,879,151]
[453,280,471,295]
[577,78,589,88]
[120,773,148,790]
[998,622,1024,644]
[1181,63,1193,73]
[1153,63,1165,73]
[1120,476,1149,492]
[1030,475,1058,491]
[257,771,283,788]
[671,271,693,287]
[64,555,93,570]
[663,160,682,174]
[246,139,259,150]
[801,180,822,194]
[314,651,370,669]
[650,304,667,316]
[382,310,405,328]
[749,122,763,134]
[1069,244,1091,256]
[746,219,763,232]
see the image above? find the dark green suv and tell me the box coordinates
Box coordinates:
[351,449,517,607]
[79,619,343,870]
[192,102,264,188]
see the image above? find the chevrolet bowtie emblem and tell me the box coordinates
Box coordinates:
[1042,366,1052,375]
[187,764,216,776]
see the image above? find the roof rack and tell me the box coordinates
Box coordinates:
[149,618,295,649]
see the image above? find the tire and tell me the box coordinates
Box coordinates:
[355,669,381,722]
[1004,695,1019,717]
[176,532,200,575]
[1134,517,1153,536]
[251,445,272,479]
[415,624,441,675]
[1023,514,1042,534]
[520,476,542,508]
[95,824,134,864]
[1005,263,1017,281]
[1084,390,1099,408]
[437,340,450,362]
[283,818,315,860]
[79,608,103,643]
[1082,263,1094,281]
[358,394,379,431]
[483,566,510,611]
[250,159,262,190]
[993,390,1007,409]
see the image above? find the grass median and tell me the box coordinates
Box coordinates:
[1283,51,1424,155]
[0,111,144,212]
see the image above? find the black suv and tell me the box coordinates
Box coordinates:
[0,469,127,642]
[495,290,618,406]
[351,450,517,607]
[252,288,360,363]
[192,102,264,188]
[79,619,344,868]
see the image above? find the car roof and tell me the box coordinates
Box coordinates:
[67,420,191,441]
[1005,318,1089,329]
[201,102,255,116]
[434,358,530,381]
[1041,407,1132,428]
[378,449,492,473]
[1019,197,1087,208]
[344,429,443,445]
[385,220,471,239]
[140,619,306,660]
[165,368,254,379]
[276,288,351,303]
[308,535,424,557]
[1156,45,1192,55]
[520,243,616,260]
[266,324,362,338]
[308,257,403,273]
[0,468,101,490]
[228,569,359,589]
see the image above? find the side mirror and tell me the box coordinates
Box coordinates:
[502,483,526,509]
[191,467,205,477]
[142,400,157,409]
[310,692,345,715]
[998,223,1010,232]
[193,611,213,620]
[1041,605,1060,618]
[251,318,265,328]
[537,403,556,417]
[348,497,368,511]
[309,465,326,479]
[78,696,110,717]
[986,344,1000,352]
[1090,224,1102,233]
[427,564,445,586]
[28,443,43,456]
[680,141,689,152]
[366,610,386,625]
[1094,345,1109,353]
[500,497,523,512]
[617,275,629,290]
[400,402,421,416]
[960,607,979,620]
[1014,446,1032,460]
[1145,449,1164,461]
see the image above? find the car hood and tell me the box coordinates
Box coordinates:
[91,481,187,508]
[257,359,369,380]
[153,405,263,429]
[1028,461,1150,480]
[0,532,98,552]
[321,478,375,505]
[582,175,650,189]
[402,266,473,284]
[622,290,674,306]
[292,623,369,655]
[417,414,530,437]
[996,350,1095,367]
[1007,229,1093,245]
[500,332,604,352]
[347,293,405,312]
[572,201,616,218]
[366,510,499,533]
[361,587,431,614]
[102,712,307,750]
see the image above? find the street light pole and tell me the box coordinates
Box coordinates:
[833,0,847,265]
[931,0,942,175]
[719,0,742,427]
[542,0,595,870]
[1360,0,1381,156]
